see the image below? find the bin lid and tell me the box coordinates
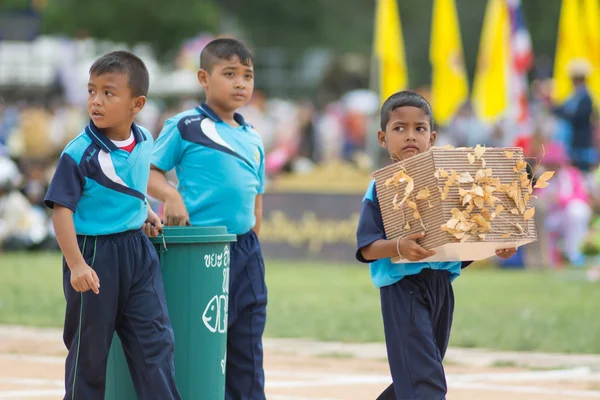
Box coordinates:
[150,226,237,244]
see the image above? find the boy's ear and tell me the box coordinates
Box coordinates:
[131,96,146,115]
[430,131,437,147]
[378,130,387,148]
[197,69,209,89]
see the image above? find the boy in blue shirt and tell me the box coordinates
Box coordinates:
[148,38,267,400]
[356,91,516,400]
[44,51,181,400]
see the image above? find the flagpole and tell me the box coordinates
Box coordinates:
[368,0,382,170]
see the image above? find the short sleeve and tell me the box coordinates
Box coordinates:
[356,182,386,263]
[44,153,85,212]
[257,146,265,194]
[151,118,183,172]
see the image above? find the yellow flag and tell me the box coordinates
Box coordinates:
[374,0,407,104]
[552,0,587,103]
[472,0,510,123]
[430,0,469,126]
[582,0,600,107]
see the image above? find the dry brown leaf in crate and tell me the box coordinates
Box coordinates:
[417,187,431,200]
[523,207,535,221]
[474,144,486,159]
[534,171,555,189]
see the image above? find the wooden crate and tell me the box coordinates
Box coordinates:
[373,147,537,263]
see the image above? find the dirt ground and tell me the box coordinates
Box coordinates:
[1,326,600,399]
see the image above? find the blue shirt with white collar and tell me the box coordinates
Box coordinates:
[356,180,463,288]
[151,103,265,235]
[44,121,153,236]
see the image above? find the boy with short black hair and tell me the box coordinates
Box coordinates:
[148,38,267,400]
[44,50,181,400]
[356,90,516,399]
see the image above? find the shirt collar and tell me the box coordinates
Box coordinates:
[196,102,248,127]
[85,120,146,153]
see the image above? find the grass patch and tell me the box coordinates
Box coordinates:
[1,252,600,354]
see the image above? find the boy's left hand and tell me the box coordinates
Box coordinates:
[496,248,517,259]
[143,208,163,238]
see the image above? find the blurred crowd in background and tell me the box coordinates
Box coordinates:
[2,0,600,276]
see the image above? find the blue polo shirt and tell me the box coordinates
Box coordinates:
[44,121,153,236]
[151,103,265,235]
[356,180,462,288]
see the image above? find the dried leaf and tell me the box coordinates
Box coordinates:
[473,187,485,197]
[502,233,512,238]
[472,215,492,231]
[413,210,421,220]
[482,158,487,168]
[495,205,505,215]
[405,179,415,195]
[516,223,525,233]
[481,208,493,220]
[474,197,485,209]
[519,198,526,214]
[407,200,417,210]
[441,190,449,201]
[520,173,530,188]
[474,144,486,159]
[476,169,486,181]
[486,196,499,207]
[428,200,433,208]
[438,168,449,178]
[416,187,431,200]
[513,159,528,173]
[505,151,514,160]
[466,204,474,213]
[460,234,471,243]
[457,172,474,183]
[462,194,473,206]
[392,194,400,209]
[523,207,535,221]
[534,171,555,189]
[385,177,395,187]
[405,222,411,230]
[446,218,460,229]
[454,232,466,240]
[479,234,487,240]
[467,153,476,164]
[510,208,520,215]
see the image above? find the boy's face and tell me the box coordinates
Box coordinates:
[87,72,145,130]
[378,106,436,162]
[198,56,254,113]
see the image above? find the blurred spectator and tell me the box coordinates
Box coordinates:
[447,102,492,147]
[0,156,55,251]
[551,59,597,173]
[541,141,591,267]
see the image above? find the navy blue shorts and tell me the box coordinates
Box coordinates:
[226,230,268,400]
[62,229,181,400]
[376,269,454,400]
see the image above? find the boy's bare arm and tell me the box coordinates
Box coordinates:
[361,232,436,262]
[253,194,263,235]
[53,205,99,294]
[148,166,189,226]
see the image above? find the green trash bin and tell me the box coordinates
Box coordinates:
[105,226,236,399]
